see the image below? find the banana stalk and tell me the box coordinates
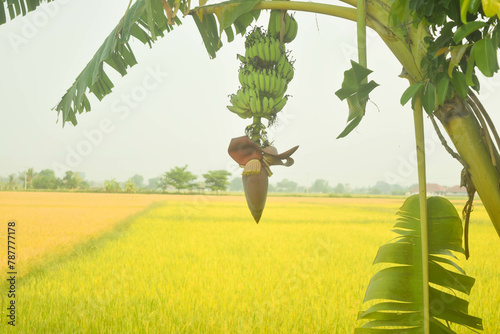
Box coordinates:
[435,97,500,237]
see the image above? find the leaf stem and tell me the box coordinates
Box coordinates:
[357,0,367,75]
[413,96,430,334]
[192,1,359,24]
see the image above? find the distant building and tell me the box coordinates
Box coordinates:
[408,183,448,196]
[446,185,467,196]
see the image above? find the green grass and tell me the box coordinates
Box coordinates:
[2,196,499,333]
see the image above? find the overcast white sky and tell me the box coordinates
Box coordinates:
[1,0,499,188]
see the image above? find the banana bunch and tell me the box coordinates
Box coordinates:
[268,10,298,44]
[226,25,296,145]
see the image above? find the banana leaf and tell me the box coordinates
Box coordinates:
[355,195,483,333]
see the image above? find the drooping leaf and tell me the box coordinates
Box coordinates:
[145,0,157,40]
[53,0,183,125]
[50,0,259,125]
[355,195,483,333]
[335,60,379,138]
[212,0,259,32]
[192,0,260,55]
[192,12,220,58]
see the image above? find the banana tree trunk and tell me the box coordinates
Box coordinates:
[435,97,500,236]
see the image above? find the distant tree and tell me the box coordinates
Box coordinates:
[80,180,90,189]
[32,169,61,189]
[333,183,345,194]
[160,165,197,191]
[276,179,298,193]
[63,171,83,189]
[130,174,144,188]
[373,181,391,194]
[148,177,160,190]
[310,179,332,193]
[369,181,406,195]
[125,178,136,193]
[203,170,231,194]
[7,174,18,190]
[18,168,37,189]
[104,178,120,193]
[228,177,243,191]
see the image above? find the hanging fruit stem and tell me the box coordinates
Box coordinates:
[252,116,263,143]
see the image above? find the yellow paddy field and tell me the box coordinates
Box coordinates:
[0,192,498,333]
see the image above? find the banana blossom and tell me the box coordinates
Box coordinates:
[228,136,299,223]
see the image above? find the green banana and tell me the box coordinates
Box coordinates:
[251,43,258,59]
[274,39,281,62]
[262,96,269,114]
[284,14,291,38]
[282,61,294,81]
[283,16,298,43]
[267,97,275,114]
[243,88,250,105]
[257,42,265,60]
[249,97,257,114]
[227,105,250,117]
[268,11,281,39]
[278,78,287,96]
[237,54,246,63]
[239,70,245,86]
[264,40,270,61]
[253,71,260,90]
[269,39,275,62]
[259,71,265,93]
[269,72,276,93]
[274,96,288,111]
[277,55,286,74]
[237,90,249,109]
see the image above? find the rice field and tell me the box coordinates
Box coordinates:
[0,192,498,333]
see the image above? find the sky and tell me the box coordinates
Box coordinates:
[1,0,500,188]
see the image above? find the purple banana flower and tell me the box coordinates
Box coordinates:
[228,136,299,223]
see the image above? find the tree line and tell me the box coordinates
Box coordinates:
[1,166,408,195]
[0,168,89,191]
